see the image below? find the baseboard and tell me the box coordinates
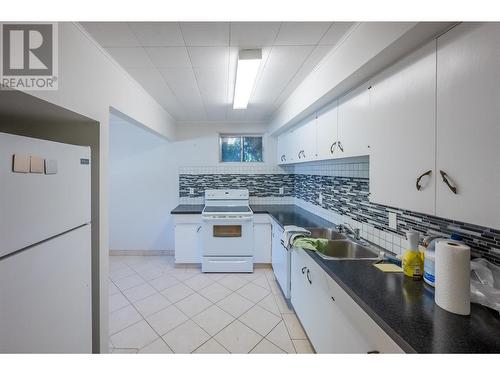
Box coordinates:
[109,250,174,256]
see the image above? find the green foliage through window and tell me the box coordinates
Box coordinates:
[220,135,263,162]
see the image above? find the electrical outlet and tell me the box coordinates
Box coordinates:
[389,212,397,230]
[279,187,284,195]
[189,187,195,195]
[318,192,323,205]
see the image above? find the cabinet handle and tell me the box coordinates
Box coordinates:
[306,269,312,284]
[297,151,301,159]
[197,226,202,233]
[330,142,337,154]
[338,141,344,152]
[301,267,307,274]
[415,170,432,191]
[440,170,457,194]
[331,296,335,302]
[367,350,380,354]
[281,155,286,162]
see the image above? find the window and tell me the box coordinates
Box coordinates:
[220,135,263,162]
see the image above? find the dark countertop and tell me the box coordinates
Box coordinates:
[170,204,204,214]
[171,204,500,353]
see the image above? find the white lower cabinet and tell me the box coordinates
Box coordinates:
[291,248,403,353]
[253,214,271,264]
[173,215,202,264]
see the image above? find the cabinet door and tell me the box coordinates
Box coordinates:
[174,224,201,263]
[316,100,339,160]
[369,40,437,215]
[254,223,271,263]
[277,132,289,164]
[337,82,372,159]
[436,23,500,229]
[294,115,317,163]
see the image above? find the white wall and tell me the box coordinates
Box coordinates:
[109,115,174,252]
[109,120,275,253]
[3,21,177,353]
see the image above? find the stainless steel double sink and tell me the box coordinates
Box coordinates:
[303,227,380,260]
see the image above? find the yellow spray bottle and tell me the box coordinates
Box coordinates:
[402,231,423,280]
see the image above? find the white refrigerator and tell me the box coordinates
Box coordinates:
[0,132,92,353]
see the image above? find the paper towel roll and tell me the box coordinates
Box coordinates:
[435,240,471,315]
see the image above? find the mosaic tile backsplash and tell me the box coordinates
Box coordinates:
[179,162,500,264]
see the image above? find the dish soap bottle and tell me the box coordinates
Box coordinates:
[402,231,423,280]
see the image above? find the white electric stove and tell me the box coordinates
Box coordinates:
[201,189,254,273]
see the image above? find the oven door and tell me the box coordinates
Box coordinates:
[202,216,254,256]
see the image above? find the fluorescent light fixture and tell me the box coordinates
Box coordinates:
[233,49,262,109]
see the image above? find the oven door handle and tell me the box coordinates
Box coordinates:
[202,216,254,221]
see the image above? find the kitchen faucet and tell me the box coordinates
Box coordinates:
[337,223,361,240]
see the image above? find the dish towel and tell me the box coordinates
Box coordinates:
[292,237,329,252]
[281,226,311,250]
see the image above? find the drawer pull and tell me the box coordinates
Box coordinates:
[301,267,307,274]
[367,350,380,354]
[306,269,312,284]
[331,296,335,302]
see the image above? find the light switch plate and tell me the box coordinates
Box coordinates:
[45,159,58,175]
[318,192,323,205]
[30,156,44,173]
[189,188,195,195]
[279,187,284,195]
[12,154,30,173]
[389,212,398,230]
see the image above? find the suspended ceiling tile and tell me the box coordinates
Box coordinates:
[230,22,282,47]
[146,47,192,68]
[81,22,140,47]
[106,47,155,68]
[128,22,185,46]
[274,22,332,45]
[180,22,230,46]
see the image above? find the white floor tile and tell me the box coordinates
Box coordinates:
[133,293,171,317]
[135,265,165,281]
[194,338,229,354]
[282,313,307,340]
[109,292,130,313]
[170,268,198,281]
[114,274,146,291]
[183,274,214,290]
[110,266,136,281]
[109,305,142,335]
[161,283,194,303]
[266,321,296,353]
[108,282,120,296]
[111,348,138,354]
[214,320,262,354]
[174,293,212,317]
[198,282,232,303]
[192,305,234,336]
[239,305,281,336]
[110,320,158,350]
[237,283,270,303]
[162,320,210,353]
[138,338,173,354]
[257,294,281,316]
[293,339,315,353]
[123,282,157,302]
[217,274,249,291]
[148,274,180,292]
[145,305,189,336]
[216,293,254,318]
[251,275,270,290]
[250,339,285,354]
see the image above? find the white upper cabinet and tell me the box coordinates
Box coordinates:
[436,23,500,229]
[316,100,338,160]
[293,115,317,162]
[369,40,437,215]
[337,82,372,159]
[277,131,290,164]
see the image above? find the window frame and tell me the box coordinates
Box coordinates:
[219,134,264,163]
